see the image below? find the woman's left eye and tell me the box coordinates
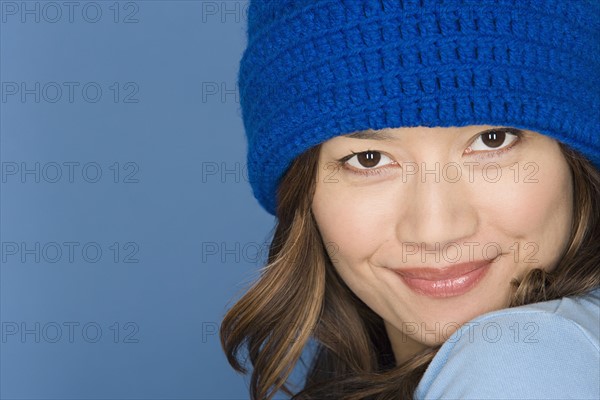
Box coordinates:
[465,128,523,156]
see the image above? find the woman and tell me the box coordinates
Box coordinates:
[221,1,600,399]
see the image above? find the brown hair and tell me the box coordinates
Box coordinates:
[220,141,600,400]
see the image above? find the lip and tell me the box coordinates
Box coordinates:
[391,259,493,298]
[392,259,492,280]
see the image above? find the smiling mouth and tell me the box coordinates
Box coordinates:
[390,259,495,298]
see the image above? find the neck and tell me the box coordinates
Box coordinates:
[384,320,429,366]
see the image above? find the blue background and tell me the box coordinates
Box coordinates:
[0,1,309,398]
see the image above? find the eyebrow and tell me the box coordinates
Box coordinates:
[342,130,397,140]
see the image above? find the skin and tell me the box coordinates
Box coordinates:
[310,125,574,365]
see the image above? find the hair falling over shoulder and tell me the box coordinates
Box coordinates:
[220,143,600,400]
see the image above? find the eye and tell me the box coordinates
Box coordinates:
[465,128,522,155]
[345,150,395,170]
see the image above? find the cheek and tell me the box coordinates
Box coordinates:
[311,183,393,290]
[312,189,374,263]
[479,156,573,268]
[313,166,395,245]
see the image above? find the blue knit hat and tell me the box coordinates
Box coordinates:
[238,0,600,216]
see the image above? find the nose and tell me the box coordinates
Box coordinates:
[396,163,479,250]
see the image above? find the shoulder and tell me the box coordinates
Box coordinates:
[415,286,600,400]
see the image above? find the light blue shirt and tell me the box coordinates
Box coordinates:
[415,286,600,400]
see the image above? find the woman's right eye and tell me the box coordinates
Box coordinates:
[342,150,397,174]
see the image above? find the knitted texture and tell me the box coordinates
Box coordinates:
[238,0,600,216]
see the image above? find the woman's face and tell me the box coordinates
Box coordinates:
[311,125,574,364]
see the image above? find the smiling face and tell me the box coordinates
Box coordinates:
[310,125,574,364]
